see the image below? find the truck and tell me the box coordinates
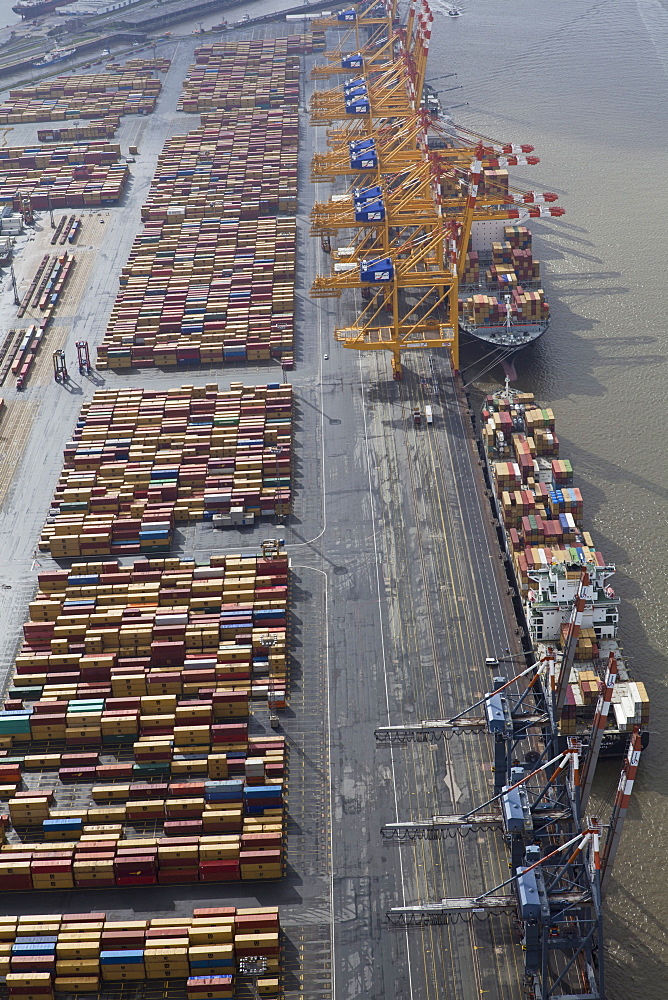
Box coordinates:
[425,405,433,425]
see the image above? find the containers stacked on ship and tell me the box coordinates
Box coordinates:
[480,383,649,754]
[458,222,549,351]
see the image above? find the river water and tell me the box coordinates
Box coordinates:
[0,0,20,27]
[425,1,668,995]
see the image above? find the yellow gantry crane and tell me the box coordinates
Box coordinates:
[311,149,558,240]
[309,0,432,125]
[310,0,399,31]
[309,0,425,81]
[310,29,395,82]
[308,0,563,377]
[311,113,430,182]
[310,160,439,237]
[311,158,482,377]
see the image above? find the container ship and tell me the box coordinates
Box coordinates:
[32,46,76,69]
[481,381,649,755]
[13,0,74,17]
[458,220,550,352]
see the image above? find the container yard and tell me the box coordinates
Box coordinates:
[37,383,292,554]
[0,907,281,995]
[0,4,647,1000]
[0,142,128,208]
[178,39,307,114]
[0,66,164,124]
[141,109,299,220]
[97,218,296,369]
[0,551,288,885]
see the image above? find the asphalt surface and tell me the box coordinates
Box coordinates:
[0,24,529,1000]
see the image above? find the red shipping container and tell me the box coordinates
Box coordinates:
[193,907,236,918]
[164,820,203,837]
[31,860,73,874]
[198,860,240,882]
[211,724,247,744]
[129,782,169,800]
[234,912,279,930]
[115,874,157,886]
[32,700,69,714]
[168,782,205,797]
[239,850,281,867]
[59,767,97,782]
[157,866,199,884]
[10,957,56,972]
[96,764,133,779]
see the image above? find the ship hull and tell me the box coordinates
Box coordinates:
[460,318,549,352]
[32,47,75,68]
[13,0,73,16]
[478,392,648,757]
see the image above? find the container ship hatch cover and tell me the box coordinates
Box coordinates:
[481,380,650,756]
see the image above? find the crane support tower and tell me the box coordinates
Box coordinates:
[375,646,643,998]
[309,4,564,378]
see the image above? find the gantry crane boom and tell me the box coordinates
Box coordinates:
[310,24,395,79]
[580,651,618,812]
[310,0,432,124]
[311,0,399,29]
[600,727,642,896]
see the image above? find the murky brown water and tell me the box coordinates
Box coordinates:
[426,0,668,994]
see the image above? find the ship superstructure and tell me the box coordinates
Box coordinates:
[32,46,76,68]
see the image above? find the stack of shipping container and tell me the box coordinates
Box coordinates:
[0,68,162,124]
[0,552,288,892]
[179,39,302,113]
[460,225,548,328]
[37,118,120,143]
[38,382,292,556]
[97,216,296,368]
[0,908,280,997]
[0,142,128,208]
[94,39,307,371]
[140,109,299,221]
